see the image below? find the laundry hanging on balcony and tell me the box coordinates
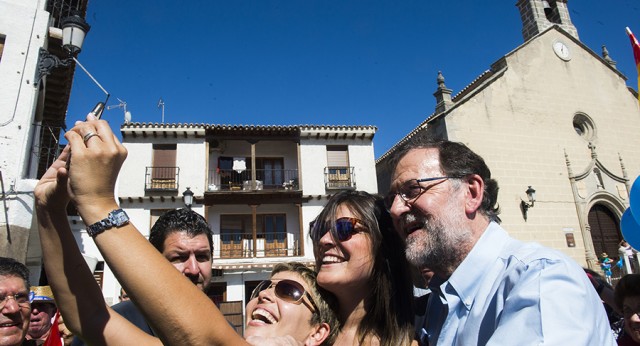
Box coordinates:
[233,157,246,173]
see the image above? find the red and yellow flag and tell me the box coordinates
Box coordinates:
[626,27,640,102]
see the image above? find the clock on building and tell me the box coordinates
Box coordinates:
[552,40,571,61]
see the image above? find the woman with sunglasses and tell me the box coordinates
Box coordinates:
[310,190,416,345]
[245,262,338,344]
[34,116,338,346]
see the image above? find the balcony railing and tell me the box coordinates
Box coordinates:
[32,123,65,179]
[325,166,356,189]
[47,0,88,29]
[208,169,299,191]
[215,231,300,258]
[145,167,179,191]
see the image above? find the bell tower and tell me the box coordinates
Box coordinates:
[516,0,578,41]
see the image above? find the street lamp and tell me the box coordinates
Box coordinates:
[34,12,90,87]
[520,186,536,221]
[182,187,194,210]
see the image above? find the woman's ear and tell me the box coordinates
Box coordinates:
[305,322,330,346]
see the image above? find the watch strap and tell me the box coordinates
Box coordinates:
[86,209,129,238]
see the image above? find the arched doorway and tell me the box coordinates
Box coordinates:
[588,203,623,279]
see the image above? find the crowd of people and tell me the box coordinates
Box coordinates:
[1,114,637,345]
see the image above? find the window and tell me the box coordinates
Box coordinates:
[249,158,285,188]
[150,144,177,189]
[0,36,5,63]
[573,113,596,141]
[326,146,354,189]
[219,214,287,258]
[326,146,349,167]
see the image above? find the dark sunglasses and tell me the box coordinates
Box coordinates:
[250,279,318,312]
[311,217,363,242]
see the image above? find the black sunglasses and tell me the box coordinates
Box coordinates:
[311,217,363,242]
[250,279,317,312]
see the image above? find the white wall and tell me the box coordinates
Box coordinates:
[0,0,50,273]
[299,138,378,195]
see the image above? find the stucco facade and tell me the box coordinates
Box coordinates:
[73,123,378,311]
[0,0,87,285]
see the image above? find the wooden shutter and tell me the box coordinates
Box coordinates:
[152,144,176,179]
[326,146,349,167]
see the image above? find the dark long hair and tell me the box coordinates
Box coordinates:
[310,190,414,346]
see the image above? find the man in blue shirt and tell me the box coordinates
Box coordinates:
[385,137,616,345]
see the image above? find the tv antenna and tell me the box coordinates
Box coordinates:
[106,98,132,123]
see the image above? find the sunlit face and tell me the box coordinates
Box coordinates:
[0,275,30,346]
[27,302,56,339]
[623,295,640,343]
[388,148,473,274]
[162,232,212,291]
[245,271,318,343]
[315,204,374,294]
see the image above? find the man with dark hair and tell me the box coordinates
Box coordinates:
[0,257,31,346]
[386,136,615,345]
[72,208,213,345]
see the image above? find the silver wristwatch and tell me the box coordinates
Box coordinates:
[86,209,130,238]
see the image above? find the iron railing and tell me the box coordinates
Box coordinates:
[32,123,65,179]
[47,0,88,29]
[207,169,299,191]
[215,231,299,258]
[324,166,356,189]
[145,166,179,191]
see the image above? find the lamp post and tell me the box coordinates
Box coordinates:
[182,187,194,210]
[520,186,536,221]
[35,12,90,87]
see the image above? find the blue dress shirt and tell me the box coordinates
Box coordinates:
[422,222,616,345]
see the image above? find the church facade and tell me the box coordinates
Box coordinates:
[376,0,640,270]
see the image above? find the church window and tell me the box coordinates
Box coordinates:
[573,113,596,141]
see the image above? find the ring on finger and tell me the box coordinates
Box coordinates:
[83,131,99,143]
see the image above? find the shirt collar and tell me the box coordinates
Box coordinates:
[445,222,509,310]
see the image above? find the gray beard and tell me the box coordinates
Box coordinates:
[403,212,472,277]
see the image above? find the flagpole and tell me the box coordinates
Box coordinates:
[626,27,640,102]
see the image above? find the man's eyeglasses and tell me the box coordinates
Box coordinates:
[384,176,458,210]
[0,291,32,310]
[250,279,318,312]
[311,217,363,242]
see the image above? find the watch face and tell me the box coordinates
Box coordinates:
[111,210,130,226]
[553,41,571,61]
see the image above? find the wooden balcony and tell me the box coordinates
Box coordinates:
[207,169,299,192]
[325,166,356,189]
[215,231,300,259]
[145,166,180,191]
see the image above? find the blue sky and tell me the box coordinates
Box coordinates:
[65,1,640,158]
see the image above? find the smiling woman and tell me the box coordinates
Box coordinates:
[244,262,339,345]
[310,190,415,346]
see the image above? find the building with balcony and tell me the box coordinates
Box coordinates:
[0,0,88,283]
[72,122,378,314]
